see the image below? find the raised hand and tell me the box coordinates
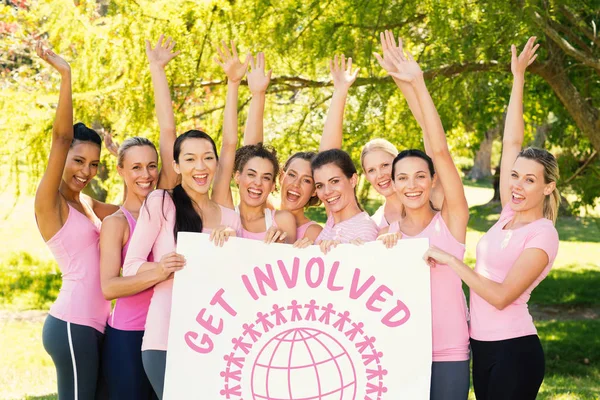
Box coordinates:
[36,41,70,75]
[386,44,423,84]
[511,36,539,77]
[145,35,181,69]
[329,54,360,92]
[373,30,404,74]
[214,40,249,84]
[247,52,272,94]
[103,131,119,157]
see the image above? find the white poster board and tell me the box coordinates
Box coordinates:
[165,233,431,399]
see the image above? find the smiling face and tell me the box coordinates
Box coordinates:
[62,141,101,193]
[235,156,276,207]
[173,138,218,196]
[280,158,316,212]
[363,149,395,198]
[509,156,555,213]
[392,156,436,210]
[118,145,159,198]
[314,163,358,213]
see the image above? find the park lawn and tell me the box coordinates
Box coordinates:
[1,319,598,400]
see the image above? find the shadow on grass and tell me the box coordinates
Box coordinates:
[0,252,61,310]
[531,264,600,306]
[25,396,57,400]
[538,320,600,398]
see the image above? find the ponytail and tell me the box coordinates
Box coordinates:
[165,184,203,241]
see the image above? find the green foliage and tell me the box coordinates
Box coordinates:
[0,252,61,310]
[1,0,600,208]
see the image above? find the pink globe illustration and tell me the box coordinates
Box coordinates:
[250,327,357,400]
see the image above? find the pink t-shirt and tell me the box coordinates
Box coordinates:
[123,190,242,351]
[46,204,111,333]
[370,204,390,230]
[296,220,319,240]
[316,211,379,243]
[470,204,559,341]
[240,208,277,241]
[389,213,469,362]
[108,207,154,331]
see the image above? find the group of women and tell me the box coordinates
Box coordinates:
[35,31,560,400]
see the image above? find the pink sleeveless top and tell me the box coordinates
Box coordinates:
[123,191,242,351]
[389,213,469,362]
[108,207,154,331]
[46,204,111,333]
[240,208,278,241]
[470,204,559,341]
[296,220,318,240]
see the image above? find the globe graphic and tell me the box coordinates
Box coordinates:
[250,327,357,400]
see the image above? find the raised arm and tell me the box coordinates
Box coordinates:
[244,52,271,146]
[374,31,431,154]
[34,42,73,241]
[320,55,359,151]
[388,48,468,242]
[500,37,539,208]
[212,40,248,208]
[146,35,181,190]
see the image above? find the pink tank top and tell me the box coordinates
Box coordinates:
[389,213,469,362]
[240,209,278,241]
[123,191,243,351]
[46,204,111,333]
[296,220,318,240]
[108,207,155,331]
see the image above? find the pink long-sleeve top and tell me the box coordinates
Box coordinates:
[123,190,242,351]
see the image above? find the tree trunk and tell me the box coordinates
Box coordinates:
[531,122,550,148]
[468,122,501,180]
[531,40,600,153]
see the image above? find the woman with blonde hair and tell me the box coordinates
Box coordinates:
[424,37,560,399]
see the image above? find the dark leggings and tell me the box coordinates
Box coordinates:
[42,314,107,399]
[142,350,167,399]
[430,360,470,400]
[102,325,157,400]
[471,335,545,400]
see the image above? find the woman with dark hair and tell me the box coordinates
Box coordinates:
[375,40,471,400]
[241,53,322,246]
[312,148,379,254]
[99,36,179,399]
[122,41,245,399]
[34,42,119,399]
[424,38,560,400]
[234,142,297,243]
